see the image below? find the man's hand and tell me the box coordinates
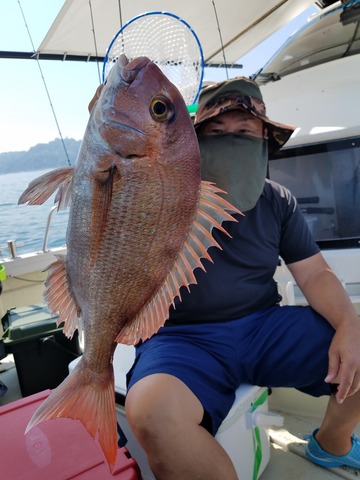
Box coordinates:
[288,252,360,404]
[325,319,360,404]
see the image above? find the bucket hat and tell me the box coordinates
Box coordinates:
[194,76,295,153]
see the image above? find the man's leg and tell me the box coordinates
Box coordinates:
[315,390,360,455]
[126,373,238,480]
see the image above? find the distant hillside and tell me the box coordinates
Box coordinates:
[0,138,81,174]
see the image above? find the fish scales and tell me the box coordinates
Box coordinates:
[70,164,198,329]
[18,55,241,470]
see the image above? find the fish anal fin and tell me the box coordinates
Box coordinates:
[116,181,240,345]
[18,167,74,210]
[25,359,118,471]
[43,255,81,339]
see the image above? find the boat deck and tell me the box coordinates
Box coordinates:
[266,394,360,480]
[1,353,359,480]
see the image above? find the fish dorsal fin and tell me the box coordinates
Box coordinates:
[18,166,74,210]
[43,255,82,338]
[116,181,241,345]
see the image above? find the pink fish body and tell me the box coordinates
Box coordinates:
[19,55,240,469]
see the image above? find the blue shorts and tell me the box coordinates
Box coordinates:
[126,305,335,436]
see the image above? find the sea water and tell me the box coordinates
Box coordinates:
[0,169,69,258]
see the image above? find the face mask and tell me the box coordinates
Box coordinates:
[198,133,268,212]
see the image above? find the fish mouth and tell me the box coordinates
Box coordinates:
[102,54,149,136]
[117,54,152,85]
[99,54,153,157]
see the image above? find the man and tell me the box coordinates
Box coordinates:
[92,77,360,479]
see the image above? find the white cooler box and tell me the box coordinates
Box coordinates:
[70,345,283,480]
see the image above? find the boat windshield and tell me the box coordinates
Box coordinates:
[269,136,360,249]
[255,1,360,84]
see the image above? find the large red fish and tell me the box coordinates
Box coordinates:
[19,55,240,470]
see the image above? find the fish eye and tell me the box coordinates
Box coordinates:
[150,96,173,122]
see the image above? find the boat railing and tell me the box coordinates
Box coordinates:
[42,205,59,253]
[0,240,25,260]
[1,205,62,260]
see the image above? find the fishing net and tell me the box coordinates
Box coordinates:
[102,12,204,106]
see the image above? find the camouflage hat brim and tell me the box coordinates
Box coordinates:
[194,77,296,154]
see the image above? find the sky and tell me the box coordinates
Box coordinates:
[0,1,317,155]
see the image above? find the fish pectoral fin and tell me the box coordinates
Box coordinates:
[25,359,118,471]
[18,166,74,210]
[44,255,82,338]
[116,181,241,345]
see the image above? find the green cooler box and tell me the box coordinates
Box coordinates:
[2,304,81,396]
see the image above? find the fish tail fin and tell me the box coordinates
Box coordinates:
[25,358,118,471]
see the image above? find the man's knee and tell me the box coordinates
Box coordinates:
[125,373,204,443]
[126,380,161,441]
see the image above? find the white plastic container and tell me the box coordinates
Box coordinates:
[215,384,283,479]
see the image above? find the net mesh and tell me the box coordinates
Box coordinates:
[103,13,203,105]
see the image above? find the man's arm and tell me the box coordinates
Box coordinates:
[287,252,360,404]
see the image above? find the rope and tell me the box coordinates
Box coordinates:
[118,0,124,29]
[11,276,43,283]
[211,1,229,79]
[88,0,102,84]
[17,0,72,166]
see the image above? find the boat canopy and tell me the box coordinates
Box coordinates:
[3,0,316,65]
